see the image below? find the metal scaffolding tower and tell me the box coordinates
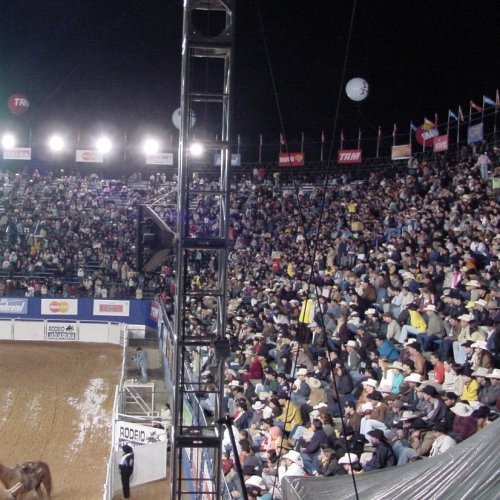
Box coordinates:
[171,1,235,498]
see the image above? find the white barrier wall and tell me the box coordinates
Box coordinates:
[0,319,12,339]
[0,319,124,345]
[14,320,45,341]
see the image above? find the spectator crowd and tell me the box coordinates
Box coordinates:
[0,141,499,498]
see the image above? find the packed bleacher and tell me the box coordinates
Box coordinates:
[1,141,499,498]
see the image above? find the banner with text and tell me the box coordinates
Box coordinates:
[467,123,483,144]
[3,147,32,160]
[146,153,174,165]
[93,300,130,317]
[433,134,449,153]
[46,322,78,341]
[278,152,305,166]
[391,144,412,160]
[115,420,167,447]
[0,298,28,314]
[41,299,79,315]
[76,149,104,163]
[337,149,362,164]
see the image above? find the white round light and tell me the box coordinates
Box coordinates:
[1,134,16,150]
[346,78,369,102]
[189,142,204,156]
[49,135,64,152]
[143,138,159,155]
[96,137,112,154]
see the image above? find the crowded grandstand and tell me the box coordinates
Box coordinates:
[0,132,499,497]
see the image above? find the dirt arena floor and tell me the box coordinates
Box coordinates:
[0,340,169,500]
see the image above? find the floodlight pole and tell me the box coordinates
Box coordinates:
[171,1,235,499]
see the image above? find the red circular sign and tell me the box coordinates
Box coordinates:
[415,125,439,147]
[7,93,30,115]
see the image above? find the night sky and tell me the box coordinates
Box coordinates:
[0,1,498,156]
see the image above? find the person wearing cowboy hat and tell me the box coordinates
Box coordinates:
[471,340,494,372]
[338,452,363,475]
[264,449,305,499]
[361,428,396,471]
[359,402,387,442]
[450,402,477,442]
[290,367,311,407]
[275,395,303,434]
[299,376,328,423]
[400,372,423,410]
[479,368,500,407]
[244,475,270,500]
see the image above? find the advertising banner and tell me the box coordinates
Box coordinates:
[467,123,483,144]
[433,134,449,153]
[278,152,305,166]
[391,144,412,160]
[41,299,78,315]
[115,420,166,446]
[0,298,28,314]
[214,153,241,166]
[337,149,362,164]
[415,125,439,147]
[3,147,31,160]
[76,149,104,163]
[93,300,130,317]
[145,153,174,165]
[46,322,78,341]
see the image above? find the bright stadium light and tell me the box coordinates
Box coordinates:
[1,133,16,150]
[189,141,204,157]
[143,138,159,155]
[96,136,112,154]
[48,135,64,152]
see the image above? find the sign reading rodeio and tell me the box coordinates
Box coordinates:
[93,300,130,317]
[115,420,166,447]
[46,322,78,341]
[41,299,78,315]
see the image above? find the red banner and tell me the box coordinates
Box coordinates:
[278,152,305,166]
[337,149,362,164]
[433,134,449,153]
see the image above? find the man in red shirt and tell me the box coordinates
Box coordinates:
[430,352,445,384]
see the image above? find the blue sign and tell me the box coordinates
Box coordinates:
[467,123,483,144]
[0,298,28,314]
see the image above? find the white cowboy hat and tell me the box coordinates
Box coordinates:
[471,367,490,377]
[465,280,482,288]
[451,402,473,417]
[457,314,473,322]
[486,368,500,379]
[229,380,242,387]
[423,304,436,312]
[404,373,423,384]
[474,299,488,307]
[365,308,377,315]
[400,410,418,421]
[404,338,418,346]
[389,361,404,371]
[338,453,359,465]
[245,475,265,490]
[471,340,488,351]
[313,402,328,410]
[346,340,358,348]
[362,378,378,388]
[307,377,322,388]
[282,450,303,466]
[252,401,265,411]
